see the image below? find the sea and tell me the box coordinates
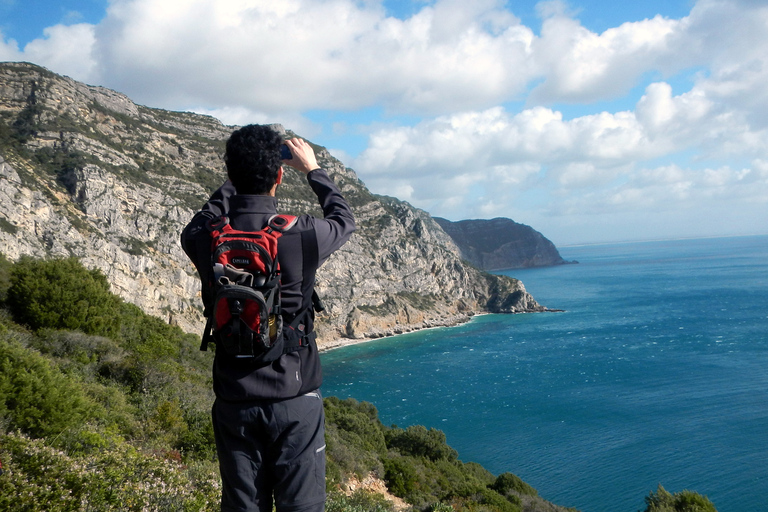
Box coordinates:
[320,235,768,512]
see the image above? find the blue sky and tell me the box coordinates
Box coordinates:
[2,0,767,245]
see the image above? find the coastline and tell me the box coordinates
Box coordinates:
[317,312,483,352]
[317,305,562,352]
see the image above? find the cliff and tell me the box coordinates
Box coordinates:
[0,62,548,348]
[434,217,576,270]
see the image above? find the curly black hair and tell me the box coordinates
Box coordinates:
[224,124,283,194]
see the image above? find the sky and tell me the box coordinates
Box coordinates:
[2,0,768,245]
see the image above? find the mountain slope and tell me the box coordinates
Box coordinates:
[0,62,548,348]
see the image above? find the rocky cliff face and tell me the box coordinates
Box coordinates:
[434,217,576,270]
[0,62,548,348]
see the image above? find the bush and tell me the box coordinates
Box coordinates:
[324,397,387,485]
[491,472,537,497]
[476,487,521,512]
[326,489,394,512]
[325,397,387,454]
[7,257,122,338]
[176,409,217,461]
[0,252,12,303]
[385,424,458,462]
[0,337,103,438]
[0,431,219,512]
[643,484,717,512]
[382,455,418,498]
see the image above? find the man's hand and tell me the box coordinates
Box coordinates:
[283,138,319,175]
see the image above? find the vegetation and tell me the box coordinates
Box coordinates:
[7,256,123,338]
[642,485,717,512]
[0,256,718,511]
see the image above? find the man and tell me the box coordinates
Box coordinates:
[181,124,355,512]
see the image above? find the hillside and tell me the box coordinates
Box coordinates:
[0,62,548,349]
[434,218,575,270]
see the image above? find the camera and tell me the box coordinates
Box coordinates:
[280,144,292,160]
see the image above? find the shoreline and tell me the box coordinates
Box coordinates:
[317,312,486,352]
[317,305,563,353]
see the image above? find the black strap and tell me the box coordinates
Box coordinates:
[200,318,214,351]
[300,227,320,312]
[274,227,320,352]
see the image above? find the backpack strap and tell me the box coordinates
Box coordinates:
[266,214,298,234]
[200,215,230,352]
[200,317,214,351]
[284,226,321,352]
[206,215,231,237]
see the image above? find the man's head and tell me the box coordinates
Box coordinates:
[225,124,283,195]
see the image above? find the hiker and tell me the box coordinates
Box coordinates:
[181,124,355,512]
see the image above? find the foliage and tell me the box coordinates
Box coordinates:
[324,396,387,486]
[0,336,103,438]
[383,456,418,497]
[0,431,219,512]
[642,485,717,512]
[11,99,44,143]
[33,145,88,183]
[321,396,529,511]
[491,472,538,498]
[0,252,12,303]
[6,257,122,338]
[386,425,458,462]
[326,489,395,512]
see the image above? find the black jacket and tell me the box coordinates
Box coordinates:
[181,168,355,400]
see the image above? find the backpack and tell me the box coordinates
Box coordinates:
[200,214,312,361]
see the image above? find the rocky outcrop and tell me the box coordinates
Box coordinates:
[434,217,576,270]
[0,62,549,349]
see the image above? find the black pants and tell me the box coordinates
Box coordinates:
[212,391,326,512]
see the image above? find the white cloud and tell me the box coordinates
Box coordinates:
[22,24,97,81]
[5,0,540,116]
[529,12,684,104]
[353,105,655,183]
[0,30,21,61]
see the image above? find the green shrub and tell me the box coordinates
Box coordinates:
[118,302,194,361]
[476,487,521,512]
[325,397,387,454]
[29,329,124,370]
[0,252,12,303]
[385,424,458,461]
[324,397,387,485]
[643,484,717,512]
[0,431,219,512]
[176,409,216,461]
[7,257,122,338]
[326,489,395,512]
[491,472,537,497]
[0,337,103,438]
[382,455,418,497]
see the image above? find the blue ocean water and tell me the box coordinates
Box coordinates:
[320,236,768,512]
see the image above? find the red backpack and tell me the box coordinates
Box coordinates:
[201,214,298,360]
